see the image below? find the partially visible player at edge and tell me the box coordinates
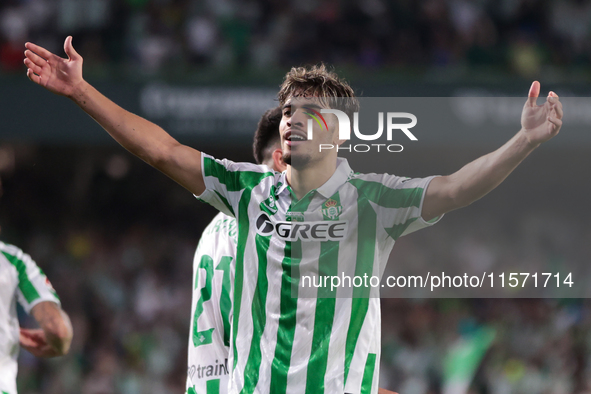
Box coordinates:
[187,108,398,394]
[0,179,73,394]
[24,37,562,394]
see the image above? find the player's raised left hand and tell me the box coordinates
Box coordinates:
[521,81,563,147]
[24,36,84,98]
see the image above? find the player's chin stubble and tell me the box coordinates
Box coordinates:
[282,152,291,166]
[283,150,313,169]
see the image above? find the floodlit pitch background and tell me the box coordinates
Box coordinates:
[1,1,591,393]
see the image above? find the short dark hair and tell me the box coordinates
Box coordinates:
[253,106,282,165]
[277,63,359,118]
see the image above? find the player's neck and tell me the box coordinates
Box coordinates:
[286,157,337,200]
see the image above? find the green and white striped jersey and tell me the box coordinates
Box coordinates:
[198,155,440,394]
[0,241,60,394]
[187,212,236,394]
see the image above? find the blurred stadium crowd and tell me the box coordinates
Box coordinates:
[2,0,591,76]
[0,146,590,393]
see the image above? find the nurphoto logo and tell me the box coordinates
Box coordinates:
[305,108,418,153]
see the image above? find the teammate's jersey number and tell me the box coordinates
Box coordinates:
[192,254,233,347]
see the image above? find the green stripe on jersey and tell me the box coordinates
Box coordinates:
[305,240,339,393]
[344,197,377,385]
[349,178,424,209]
[385,217,418,240]
[241,234,271,393]
[193,256,215,347]
[204,156,274,192]
[360,353,377,394]
[269,195,313,393]
[232,189,253,371]
[214,190,235,217]
[2,250,40,303]
[206,379,220,394]
[305,191,342,393]
[216,256,233,347]
[268,240,298,393]
[187,380,221,394]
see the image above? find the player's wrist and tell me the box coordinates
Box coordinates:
[517,128,541,150]
[68,79,89,101]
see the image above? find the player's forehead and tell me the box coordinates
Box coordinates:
[283,95,331,111]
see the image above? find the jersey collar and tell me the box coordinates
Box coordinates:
[315,158,353,199]
[278,158,353,200]
[276,171,290,196]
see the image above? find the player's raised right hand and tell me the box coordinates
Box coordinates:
[24,36,83,98]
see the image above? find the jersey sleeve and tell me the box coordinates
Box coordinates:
[353,174,442,240]
[196,153,273,217]
[1,244,60,314]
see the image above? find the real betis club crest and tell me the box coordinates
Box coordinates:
[322,198,342,220]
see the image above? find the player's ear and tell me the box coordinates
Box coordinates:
[335,128,348,146]
[331,118,348,147]
[272,149,287,172]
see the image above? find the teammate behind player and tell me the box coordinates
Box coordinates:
[187,107,285,394]
[1,179,73,393]
[25,37,562,393]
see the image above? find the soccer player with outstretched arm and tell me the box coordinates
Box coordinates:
[25,37,561,394]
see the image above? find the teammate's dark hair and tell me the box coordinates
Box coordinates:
[253,106,282,165]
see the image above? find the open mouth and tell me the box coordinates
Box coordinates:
[285,130,307,146]
[288,134,306,142]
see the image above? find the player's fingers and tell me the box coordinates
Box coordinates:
[26,68,41,84]
[527,81,540,107]
[546,91,560,104]
[553,101,564,120]
[548,116,562,130]
[24,42,53,61]
[20,328,34,335]
[19,329,42,342]
[64,36,81,61]
[24,49,48,68]
[19,334,37,347]
[24,58,44,76]
[555,105,563,120]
